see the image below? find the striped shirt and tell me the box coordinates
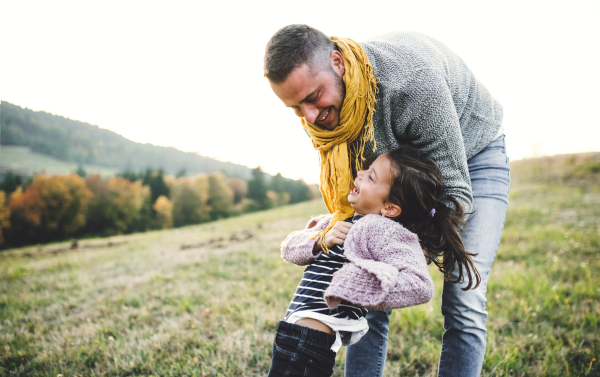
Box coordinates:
[285,217,368,323]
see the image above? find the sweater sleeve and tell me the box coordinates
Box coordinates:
[398,68,473,213]
[280,214,331,266]
[324,215,434,310]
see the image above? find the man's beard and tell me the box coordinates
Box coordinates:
[332,67,346,103]
[314,68,345,129]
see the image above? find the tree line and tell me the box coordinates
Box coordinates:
[0,167,317,248]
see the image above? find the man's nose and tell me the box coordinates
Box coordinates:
[299,104,319,124]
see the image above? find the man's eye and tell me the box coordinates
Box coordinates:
[308,92,321,103]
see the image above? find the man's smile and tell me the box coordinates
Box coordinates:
[319,108,330,122]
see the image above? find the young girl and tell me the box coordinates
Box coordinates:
[267,145,481,377]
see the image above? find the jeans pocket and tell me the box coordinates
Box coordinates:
[268,337,300,377]
[274,334,297,357]
[299,344,335,377]
[303,357,335,377]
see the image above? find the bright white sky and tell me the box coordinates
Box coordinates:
[1,0,598,183]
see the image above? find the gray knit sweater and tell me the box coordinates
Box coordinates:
[353,31,503,212]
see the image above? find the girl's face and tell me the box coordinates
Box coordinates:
[348,154,394,216]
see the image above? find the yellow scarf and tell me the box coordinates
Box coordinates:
[301,36,378,252]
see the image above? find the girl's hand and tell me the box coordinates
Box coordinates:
[324,221,353,248]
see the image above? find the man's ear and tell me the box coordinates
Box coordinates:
[382,203,401,218]
[331,50,345,76]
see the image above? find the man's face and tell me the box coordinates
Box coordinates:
[269,53,345,130]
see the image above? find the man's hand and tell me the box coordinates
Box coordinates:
[324,221,353,248]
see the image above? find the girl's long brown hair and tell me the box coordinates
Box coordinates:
[385,146,481,291]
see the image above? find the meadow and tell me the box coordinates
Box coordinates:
[1,153,599,376]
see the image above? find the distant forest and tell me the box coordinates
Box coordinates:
[0,101,253,179]
[0,101,318,248]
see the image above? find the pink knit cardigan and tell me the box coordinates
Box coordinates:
[280,214,434,311]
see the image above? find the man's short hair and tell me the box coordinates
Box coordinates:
[264,24,336,83]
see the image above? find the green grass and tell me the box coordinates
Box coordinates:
[0,154,599,376]
[0,146,118,177]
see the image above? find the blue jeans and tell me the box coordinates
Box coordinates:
[268,321,337,377]
[345,136,510,377]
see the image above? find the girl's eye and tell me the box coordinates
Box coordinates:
[369,175,373,181]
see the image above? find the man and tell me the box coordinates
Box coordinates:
[264,24,510,377]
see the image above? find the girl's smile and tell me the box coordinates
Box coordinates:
[348,154,395,216]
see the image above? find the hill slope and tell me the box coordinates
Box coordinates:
[0,101,253,178]
[0,146,119,177]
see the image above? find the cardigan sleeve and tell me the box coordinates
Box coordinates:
[324,215,434,310]
[280,214,331,266]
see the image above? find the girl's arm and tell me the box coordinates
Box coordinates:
[324,214,434,310]
[280,214,332,266]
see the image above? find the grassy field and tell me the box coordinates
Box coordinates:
[0,146,118,177]
[1,153,599,376]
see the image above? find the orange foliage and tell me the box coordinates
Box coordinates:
[8,187,45,241]
[0,192,11,245]
[85,174,110,197]
[8,174,92,243]
[153,195,173,229]
[33,174,93,234]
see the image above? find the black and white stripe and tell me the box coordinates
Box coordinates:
[285,217,368,321]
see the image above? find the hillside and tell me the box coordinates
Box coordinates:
[0,101,253,179]
[509,151,600,186]
[0,146,119,177]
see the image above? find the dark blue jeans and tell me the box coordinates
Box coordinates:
[267,321,337,377]
[345,135,511,377]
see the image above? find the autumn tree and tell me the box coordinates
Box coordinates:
[0,192,11,245]
[153,195,173,229]
[207,172,234,220]
[267,190,291,207]
[84,174,112,235]
[105,177,151,233]
[38,174,93,236]
[169,174,210,227]
[7,187,44,243]
[228,177,248,204]
[8,174,92,244]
